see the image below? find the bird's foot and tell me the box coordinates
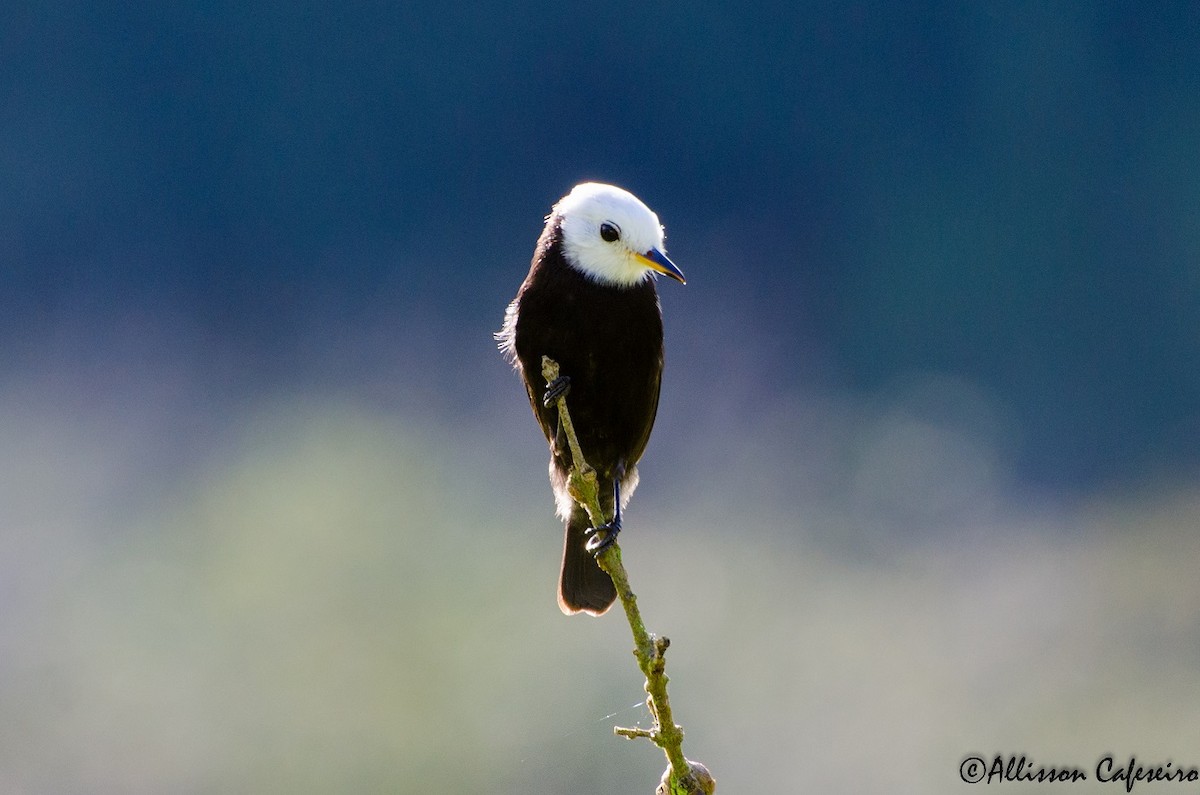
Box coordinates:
[585,519,621,554]
[543,375,571,407]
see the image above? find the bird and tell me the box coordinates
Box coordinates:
[497,182,686,616]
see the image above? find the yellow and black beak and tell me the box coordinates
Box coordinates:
[635,248,687,284]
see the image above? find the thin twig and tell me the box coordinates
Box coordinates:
[542,356,715,795]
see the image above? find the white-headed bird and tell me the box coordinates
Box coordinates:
[498,183,685,615]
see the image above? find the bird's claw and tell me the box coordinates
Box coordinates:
[585,521,621,554]
[543,375,571,407]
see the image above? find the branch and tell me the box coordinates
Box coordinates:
[541,356,716,795]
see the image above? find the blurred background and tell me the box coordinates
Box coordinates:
[3,2,1199,792]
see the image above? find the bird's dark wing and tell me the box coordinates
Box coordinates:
[517,359,568,461]
[625,350,663,468]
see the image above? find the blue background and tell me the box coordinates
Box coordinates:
[7,1,1198,489]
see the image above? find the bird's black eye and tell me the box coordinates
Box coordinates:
[599,222,620,243]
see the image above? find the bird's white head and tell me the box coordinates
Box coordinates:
[553,182,686,288]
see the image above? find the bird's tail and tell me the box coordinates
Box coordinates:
[558,505,616,616]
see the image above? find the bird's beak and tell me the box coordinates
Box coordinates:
[636,248,687,284]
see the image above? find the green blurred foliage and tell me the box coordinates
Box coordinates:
[3,387,1199,792]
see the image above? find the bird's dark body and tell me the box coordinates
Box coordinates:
[506,220,665,614]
